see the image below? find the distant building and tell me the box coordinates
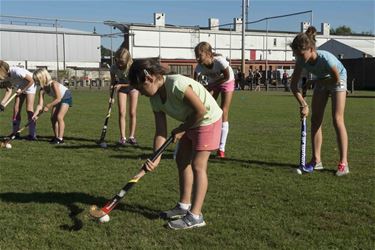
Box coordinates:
[107,13,375,77]
[318,39,374,59]
[1,13,374,82]
[0,24,101,70]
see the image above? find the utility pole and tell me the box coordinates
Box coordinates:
[241,0,246,75]
[55,19,59,81]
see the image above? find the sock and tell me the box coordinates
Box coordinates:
[178,202,191,210]
[173,141,180,160]
[189,211,201,220]
[12,118,20,133]
[219,121,229,152]
[27,111,36,137]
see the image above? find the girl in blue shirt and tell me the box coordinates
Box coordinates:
[290,26,349,176]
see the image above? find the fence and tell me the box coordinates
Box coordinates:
[341,57,375,90]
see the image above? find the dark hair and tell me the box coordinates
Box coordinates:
[128,59,169,86]
[290,26,317,51]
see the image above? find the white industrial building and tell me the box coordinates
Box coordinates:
[108,13,374,77]
[0,13,374,79]
[0,24,101,70]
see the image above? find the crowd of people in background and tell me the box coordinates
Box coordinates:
[234,67,291,91]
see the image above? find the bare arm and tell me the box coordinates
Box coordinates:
[310,66,341,85]
[111,71,129,89]
[143,111,167,172]
[33,89,46,119]
[173,86,206,135]
[193,71,199,81]
[1,87,13,105]
[18,74,34,94]
[290,64,308,107]
[44,82,62,111]
[214,67,231,86]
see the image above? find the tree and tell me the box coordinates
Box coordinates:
[101,46,113,57]
[330,25,374,36]
[330,25,352,35]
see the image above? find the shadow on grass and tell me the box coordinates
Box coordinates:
[111,153,299,170]
[110,152,175,160]
[347,95,375,99]
[0,192,162,231]
[24,135,98,143]
[209,156,297,169]
[210,157,337,174]
[53,143,155,151]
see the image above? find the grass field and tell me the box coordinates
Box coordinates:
[0,89,374,249]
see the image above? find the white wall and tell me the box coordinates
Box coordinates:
[0,26,101,70]
[128,26,374,61]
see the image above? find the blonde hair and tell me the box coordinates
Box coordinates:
[0,60,10,80]
[290,26,317,51]
[33,68,52,89]
[114,47,133,74]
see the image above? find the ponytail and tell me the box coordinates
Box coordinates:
[290,26,317,51]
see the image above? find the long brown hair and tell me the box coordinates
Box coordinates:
[290,26,317,51]
[194,41,222,58]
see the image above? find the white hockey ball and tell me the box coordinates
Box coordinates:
[296,168,302,175]
[99,214,110,223]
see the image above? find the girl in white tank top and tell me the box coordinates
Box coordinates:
[33,68,72,145]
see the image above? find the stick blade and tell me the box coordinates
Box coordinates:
[89,205,107,218]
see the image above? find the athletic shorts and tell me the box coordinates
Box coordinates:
[207,79,235,93]
[17,83,37,94]
[313,79,347,94]
[119,86,138,94]
[61,97,73,107]
[60,90,72,107]
[179,118,222,151]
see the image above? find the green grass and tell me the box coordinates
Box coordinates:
[1,89,374,249]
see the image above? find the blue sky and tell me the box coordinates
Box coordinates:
[1,0,374,48]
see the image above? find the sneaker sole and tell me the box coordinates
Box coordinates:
[336,170,349,176]
[160,213,187,220]
[168,221,206,230]
[314,163,324,170]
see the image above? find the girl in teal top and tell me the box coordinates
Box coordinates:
[128,59,222,230]
[290,26,349,176]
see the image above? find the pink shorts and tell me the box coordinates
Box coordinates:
[180,118,222,151]
[207,79,235,93]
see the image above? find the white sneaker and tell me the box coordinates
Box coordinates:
[314,162,324,170]
[336,162,349,176]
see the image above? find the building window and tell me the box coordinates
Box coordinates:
[273,38,277,46]
[169,65,193,77]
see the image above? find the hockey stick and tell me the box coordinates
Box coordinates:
[0,110,43,147]
[98,64,117,147]
[4,93,17,108]
[98,82,117,146]
[299,117,307,169]
[90,135,174,219]
[296,79,308,174]
[0,93,17,112]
